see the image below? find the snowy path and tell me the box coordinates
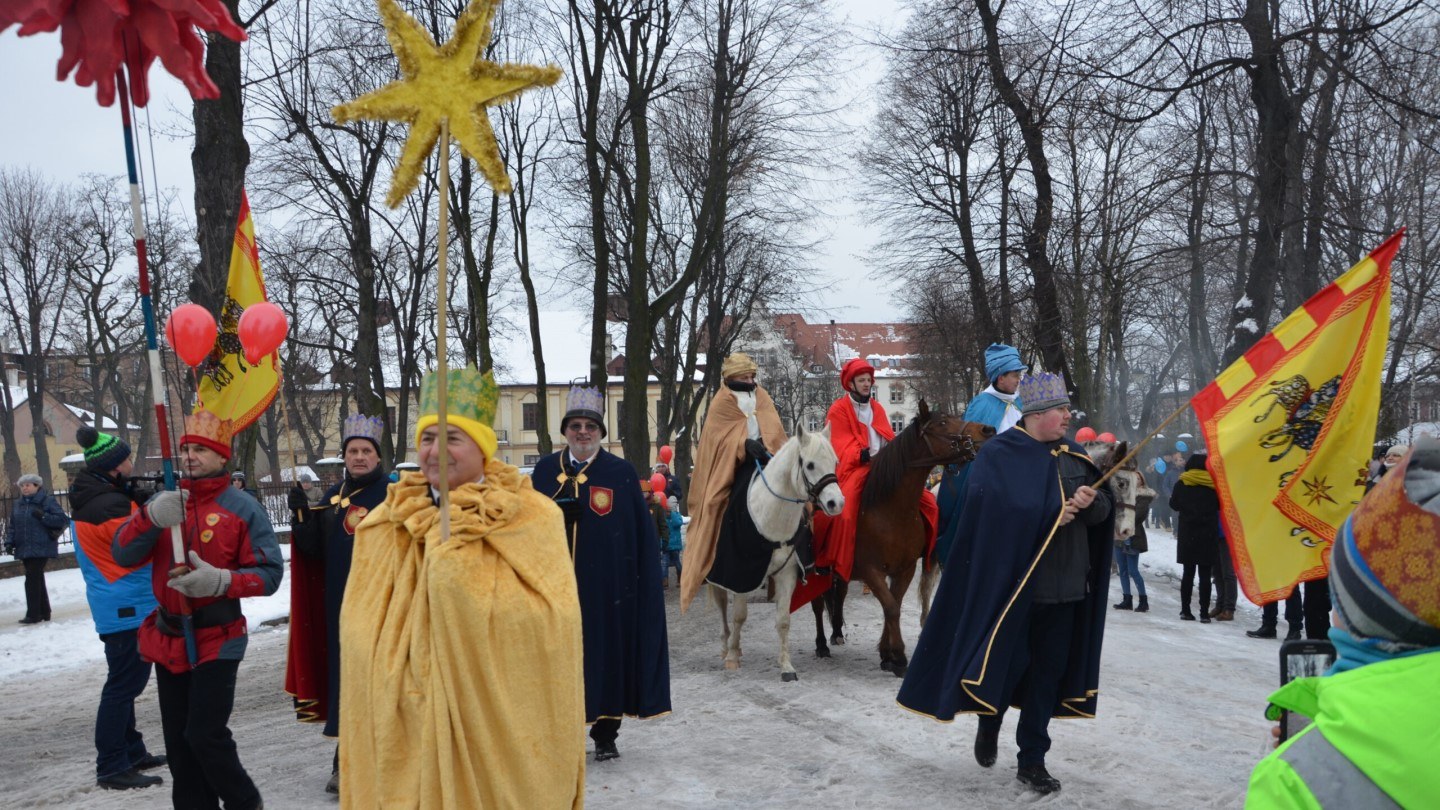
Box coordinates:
[0,528,1281,808]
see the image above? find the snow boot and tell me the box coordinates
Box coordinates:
[1200,605,1212,624]
[1113,595,1133,611]
[974,725,999,768]
[1246,624,1277,639]
[1135,595,1149,613]
[595,741,620,761]
[1216,610,1235,621]
[1180,609,1196,621]
[1017,764,1062,795]
[1207,605,1223,619]
[97,769,162,790]
[1285,624,1303,641]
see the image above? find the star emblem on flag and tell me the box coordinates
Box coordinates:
[1300,475,1338,507]
[331,0,562,206]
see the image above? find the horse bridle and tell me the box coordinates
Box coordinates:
[908,420,984,468]
[752,457,838,507]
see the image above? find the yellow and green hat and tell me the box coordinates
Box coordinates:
[414,366,500,460]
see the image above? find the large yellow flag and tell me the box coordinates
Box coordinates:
[196,192,278,431]
[1192,231,1401,605]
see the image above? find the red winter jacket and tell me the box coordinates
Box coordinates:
[113,473,284,674]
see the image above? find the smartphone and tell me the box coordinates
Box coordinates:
[1278,639,1336,742]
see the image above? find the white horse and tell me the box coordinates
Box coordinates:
[1083,440,1156,539]
[710,426,845,682]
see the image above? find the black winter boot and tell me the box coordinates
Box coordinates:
[1200,604,1212,624]
[1017,764,1062,794]
[1113,595,1133,610]
[1135,595,1149,613]
[1285,624,1303,641]
[1246,624,1277,639]
[974,724,999,768]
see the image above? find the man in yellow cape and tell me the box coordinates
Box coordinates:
[679,353,787,611]
[339,366,585,808]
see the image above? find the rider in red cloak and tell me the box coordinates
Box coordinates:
[796,358,938,608]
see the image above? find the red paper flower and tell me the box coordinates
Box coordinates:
[1,0,246,107]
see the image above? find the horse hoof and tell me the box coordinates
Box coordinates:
[724,660,740,670]
[880,659,893,672]
[781,671,799,682]
[832,636,846,646]
[891,664,907,678]
[815,647,830,658]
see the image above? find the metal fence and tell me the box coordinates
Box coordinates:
[2,483,298,560]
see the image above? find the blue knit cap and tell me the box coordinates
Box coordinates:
[983,343,1026,384]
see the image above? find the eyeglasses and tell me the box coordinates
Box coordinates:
[567,422,600,434]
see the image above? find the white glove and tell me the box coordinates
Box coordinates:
[167,550,233,599]
[145,490,189,529]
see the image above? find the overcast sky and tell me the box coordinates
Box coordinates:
[0,0,909,325]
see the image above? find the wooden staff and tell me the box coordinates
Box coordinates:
[436,121,452,542]
[1092,401,1192,490]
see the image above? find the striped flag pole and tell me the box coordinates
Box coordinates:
[117,68,197,666]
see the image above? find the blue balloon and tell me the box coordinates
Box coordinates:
[1175,440,1188,453]
[1154,459,1167,474]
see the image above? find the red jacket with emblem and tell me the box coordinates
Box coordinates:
[113,473,285,674]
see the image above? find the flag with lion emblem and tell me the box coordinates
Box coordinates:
[1191,230,1401,604]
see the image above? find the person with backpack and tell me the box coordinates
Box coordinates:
[6,472,69,624]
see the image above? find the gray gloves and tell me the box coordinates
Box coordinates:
[167,550,233,599]
[145,490,189,528]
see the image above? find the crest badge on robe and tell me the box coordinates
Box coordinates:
[344,505,370,535]
[590,487,613,516]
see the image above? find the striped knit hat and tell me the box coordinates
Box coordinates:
[77,425,132,471]
[1330,437,1440,652]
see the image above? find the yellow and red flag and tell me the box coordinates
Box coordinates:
[196,192,278,431]
[1192,231,1401,605]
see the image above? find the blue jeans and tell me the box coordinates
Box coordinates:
[1116,551,1146,597]
[660,550,682,583]
[96,629,153,778]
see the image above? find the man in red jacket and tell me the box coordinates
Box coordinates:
[113,409,283,810]
[810,358,938,589]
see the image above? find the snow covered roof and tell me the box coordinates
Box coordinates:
[4,385,28,408]
[63,404,140,431]
[1394,421,1440,444]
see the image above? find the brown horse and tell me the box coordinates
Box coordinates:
[811,400,993,676]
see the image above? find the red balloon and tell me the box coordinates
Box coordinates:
[1098,432,1116,443]
[649,473,668,496]
[237,302,288,365]
[164,304,217,368]
[1075,427,1098,442]
[658,445,673,464]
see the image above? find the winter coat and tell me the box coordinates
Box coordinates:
[70,469,156,635]
[113,473,284,674]
[666,505,683,552]
[6,488,68,559]
[1170,481,1220,566]
[1246,650,1440,809]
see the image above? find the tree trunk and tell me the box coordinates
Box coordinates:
[190,0,249,314]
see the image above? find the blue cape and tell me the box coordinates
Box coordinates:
[533,449,671,722]
[934,391,1020,562]
[899,428,1113,721]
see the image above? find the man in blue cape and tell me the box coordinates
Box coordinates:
[532,386,671,762]
[934,343,1026,562]
[898,372,1114,795]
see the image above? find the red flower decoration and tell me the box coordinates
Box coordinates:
[0,0,246,107]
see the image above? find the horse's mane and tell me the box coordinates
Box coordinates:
[862,416,924,512]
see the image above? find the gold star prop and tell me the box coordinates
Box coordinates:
[332,0,562,206]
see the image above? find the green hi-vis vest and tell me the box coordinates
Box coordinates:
[1246,650,1440,809]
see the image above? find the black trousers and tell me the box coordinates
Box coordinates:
[1180,564,1212,614]
[1260,580,1331,639]
[22,557,51,620]
[155,659,261,810]
[96,629,154,778]
[590,717,622,746]
[977,601,1079,768]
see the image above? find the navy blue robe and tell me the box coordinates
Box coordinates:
[898,428,1113,720]
[532,450,671,723]
[291,468,390,736]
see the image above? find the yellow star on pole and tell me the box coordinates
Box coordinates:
[332,0,562,206]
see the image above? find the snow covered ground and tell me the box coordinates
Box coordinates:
[0,527,1283,808]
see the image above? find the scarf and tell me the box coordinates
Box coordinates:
[1326,627,1438,675]
[1178,469,1214,489]
[725,379,756,393]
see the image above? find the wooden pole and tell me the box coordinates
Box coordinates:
[1092,401,1192,490]
[436,121,451,542]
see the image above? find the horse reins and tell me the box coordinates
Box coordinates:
[752,458,838,508]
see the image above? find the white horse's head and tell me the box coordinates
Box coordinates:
[793,423,844,516]
[1082,440,1155,540]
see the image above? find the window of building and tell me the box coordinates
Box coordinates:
[522,402,538,431]
[889,385,904,404]
[523,454,542,466]
[807,414,821,432]
[890,415,905,433]
[615,400,624,441]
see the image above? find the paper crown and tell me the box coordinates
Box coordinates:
[1333,441,1440,648]
[1018,372,1070,415]
[414,366,500,460]
[181,408,235,459]
[343,413,385,449]
[561,385,606,437]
